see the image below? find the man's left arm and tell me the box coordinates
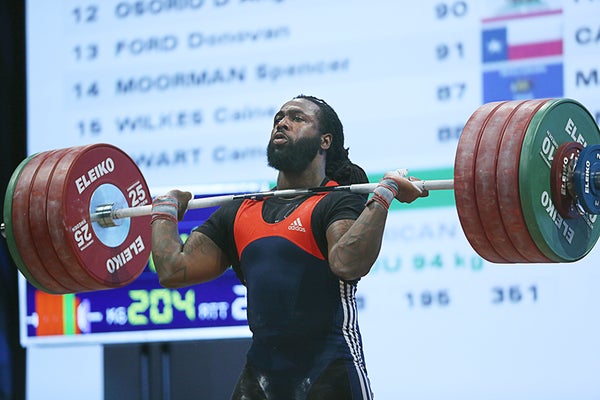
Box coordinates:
[327,171,427,281]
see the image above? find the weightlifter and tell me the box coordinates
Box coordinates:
[150,95,427,399]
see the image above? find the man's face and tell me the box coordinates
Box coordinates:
[267,99,323,173]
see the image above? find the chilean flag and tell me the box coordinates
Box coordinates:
[482,9,563,63]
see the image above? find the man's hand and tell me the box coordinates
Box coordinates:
[366,170,428,209]
[166,190,192,221]
[382,170,429,204]
[151,190,192,223]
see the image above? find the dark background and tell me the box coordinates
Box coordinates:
[1,0,27,399]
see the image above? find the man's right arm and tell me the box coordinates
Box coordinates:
[151,190,231,288]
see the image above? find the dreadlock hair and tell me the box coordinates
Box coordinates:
[294,95,369,186]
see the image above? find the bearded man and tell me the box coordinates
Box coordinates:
[150,95,427,399]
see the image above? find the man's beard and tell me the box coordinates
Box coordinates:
[267,134,322,174]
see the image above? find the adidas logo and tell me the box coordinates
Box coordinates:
[287,217,306,232]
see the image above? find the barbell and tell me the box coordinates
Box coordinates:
[2,98,600,294]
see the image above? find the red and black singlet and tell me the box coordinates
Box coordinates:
[195,184,373,399]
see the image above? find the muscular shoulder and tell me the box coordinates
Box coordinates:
[311,192,365,257]
[193,200,243,253]
[314,191,365,229]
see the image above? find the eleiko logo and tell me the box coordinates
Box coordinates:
[288,217,306,232]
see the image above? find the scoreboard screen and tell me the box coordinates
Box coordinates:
[21,0,600,398]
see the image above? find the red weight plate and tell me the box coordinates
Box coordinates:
[496,99,555,263]
[12,150,71,293]
[549,142,583,220]
[29,148,100,292]
[44,146,110,291]
[475,100,530,262]
[47,144,151,289]
[455,101,508,263]
[4,154,47,291]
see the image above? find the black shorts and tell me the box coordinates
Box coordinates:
[230,358,373,400]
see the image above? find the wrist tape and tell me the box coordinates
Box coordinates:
[151,195,178,224]
[366,179,399,210]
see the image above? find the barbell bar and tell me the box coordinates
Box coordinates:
[97,179,455,223]
[2,98,600,294]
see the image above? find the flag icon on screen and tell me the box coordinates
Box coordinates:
[483,64,563,102]
[481,7,564,102]
[482,26,562,63]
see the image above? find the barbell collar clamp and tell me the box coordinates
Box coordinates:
[90,203,119,228]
